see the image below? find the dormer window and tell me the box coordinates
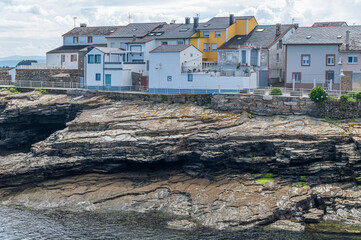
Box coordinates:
[73,37,79,44]
[88,36,93,43]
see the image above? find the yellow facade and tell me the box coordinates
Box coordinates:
[190,17,258,62]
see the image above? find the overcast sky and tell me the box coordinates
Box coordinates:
[1,0,361,58]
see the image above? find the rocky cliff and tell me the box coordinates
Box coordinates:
[0,91,361,231]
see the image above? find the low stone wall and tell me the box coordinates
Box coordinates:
[212,93,314,115]
[16,69,81,84]
[0,71,11,81]
[312,101,361,119]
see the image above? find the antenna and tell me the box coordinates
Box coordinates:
[128,13,132,24]
[73,17,77,27]
[196,13,200,18]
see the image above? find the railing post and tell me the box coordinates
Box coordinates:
[218,85,221,93]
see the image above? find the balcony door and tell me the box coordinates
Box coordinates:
[105,74,111,90]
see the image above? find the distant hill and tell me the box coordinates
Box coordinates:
[0,56,46,68]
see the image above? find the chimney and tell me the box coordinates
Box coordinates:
[346,30,350,50]
[294,23,299,29]
[193,17,199,29]
[229,14,235,26]
[276,23,281,37]
[133,35,136,41]
[170,20,176,24]
[185,17,191,25]
[80,23,87,27]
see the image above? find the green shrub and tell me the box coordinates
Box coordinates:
[34,88,48,94]
[309,86,328,102]
[340,94,350,102]
[356,92,361,101]
[270,88,283,95]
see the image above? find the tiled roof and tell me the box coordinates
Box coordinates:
[107,22,165,38]
[340,34,361,51]
[62,26,121,37]
[218,24,293,49]
[150,45,194,53]
[197,16,254,30]
[284,26,361,45]
[312,21,348,27]
[47,45,89,54]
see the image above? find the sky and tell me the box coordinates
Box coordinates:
[1,0,361,58]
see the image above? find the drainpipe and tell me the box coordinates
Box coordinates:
[103,54,105,90]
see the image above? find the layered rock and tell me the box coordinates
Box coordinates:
[0,92,361,231]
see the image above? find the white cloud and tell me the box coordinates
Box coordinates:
[0,0,361,57]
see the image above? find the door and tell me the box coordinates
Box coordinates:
[105,74,111,90]
[61,55,65,69]
[259,70,269,87]
[326,71,334,89]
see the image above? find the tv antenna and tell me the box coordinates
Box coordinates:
[128,13,132,23]
[73,17,77,27]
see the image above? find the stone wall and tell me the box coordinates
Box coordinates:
[0,71,11,81]
[342,71,353,91]
[16,69,81,84]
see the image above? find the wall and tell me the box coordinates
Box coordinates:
[47,52,79,70]
[285,45,341,89]
[63,35,107,45]
[341,52,361,72]
[15,69,81,84]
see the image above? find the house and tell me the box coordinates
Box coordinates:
[149,44,258,94]
[46,24,120,73]
[190,15,258,62]
[217,24,295,87]
[84,46,148,91]
[339,30,361,91]
[283,25,361,90]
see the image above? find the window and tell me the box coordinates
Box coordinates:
[203,32,209,38]
[110,42,115,48]
[292,72,301,82]
[95,73,101,81]
[348,55,358,64]
[326,54,335,66]
[211,43,217,51]
[161,41,168,45]
[177,40,184,45]
[188,74,193,82]
[326,71,335,83]
[190,53,193,57]
[88,54,94,63]
[130,45,142,52]
[73,37,79,44]
[71,55,77,62]
[301,54,310,66]
[95,54,101,64]
[167,76,172,82]
[215,31,221,37]
[276,53,280,62]
[278,40,282,49]
[88,36,93,43]
[203,43,208,52]
[208,44,211,52]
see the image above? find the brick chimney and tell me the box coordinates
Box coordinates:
[276,23,281,37]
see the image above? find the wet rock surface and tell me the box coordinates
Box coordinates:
[0,92,361,231]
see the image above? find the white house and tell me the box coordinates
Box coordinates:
[47,25,120,72]
[149,44,258,94]
[283,25,361,90]
[85,47,147,91]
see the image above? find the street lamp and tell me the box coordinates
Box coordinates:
[338,57,343,96]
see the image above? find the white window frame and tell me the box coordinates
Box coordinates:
[301,55,310,66]
[203,32,209,38]
[211,43,217,52]
[215,31,221,38]
[348,55,359,64]
[203,43,208,52]
[326,55,335,66]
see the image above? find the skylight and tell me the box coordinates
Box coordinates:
[256,29,264,32]
[155,32,163,36]
[179,28,190,32]
[148,33,155,36]
[337,35,342,39]
[306,35,312,39]
[203,24,210,27]
[131,28,138,31]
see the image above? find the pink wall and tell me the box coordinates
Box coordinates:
[342,53,361,72]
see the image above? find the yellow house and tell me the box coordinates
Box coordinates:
[190,15,258,62]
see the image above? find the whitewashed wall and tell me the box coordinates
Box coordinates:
[46,53,79,69]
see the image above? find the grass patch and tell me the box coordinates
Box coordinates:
[255,173,276,184]
[34,88,48,94]
[294,182,307,188]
